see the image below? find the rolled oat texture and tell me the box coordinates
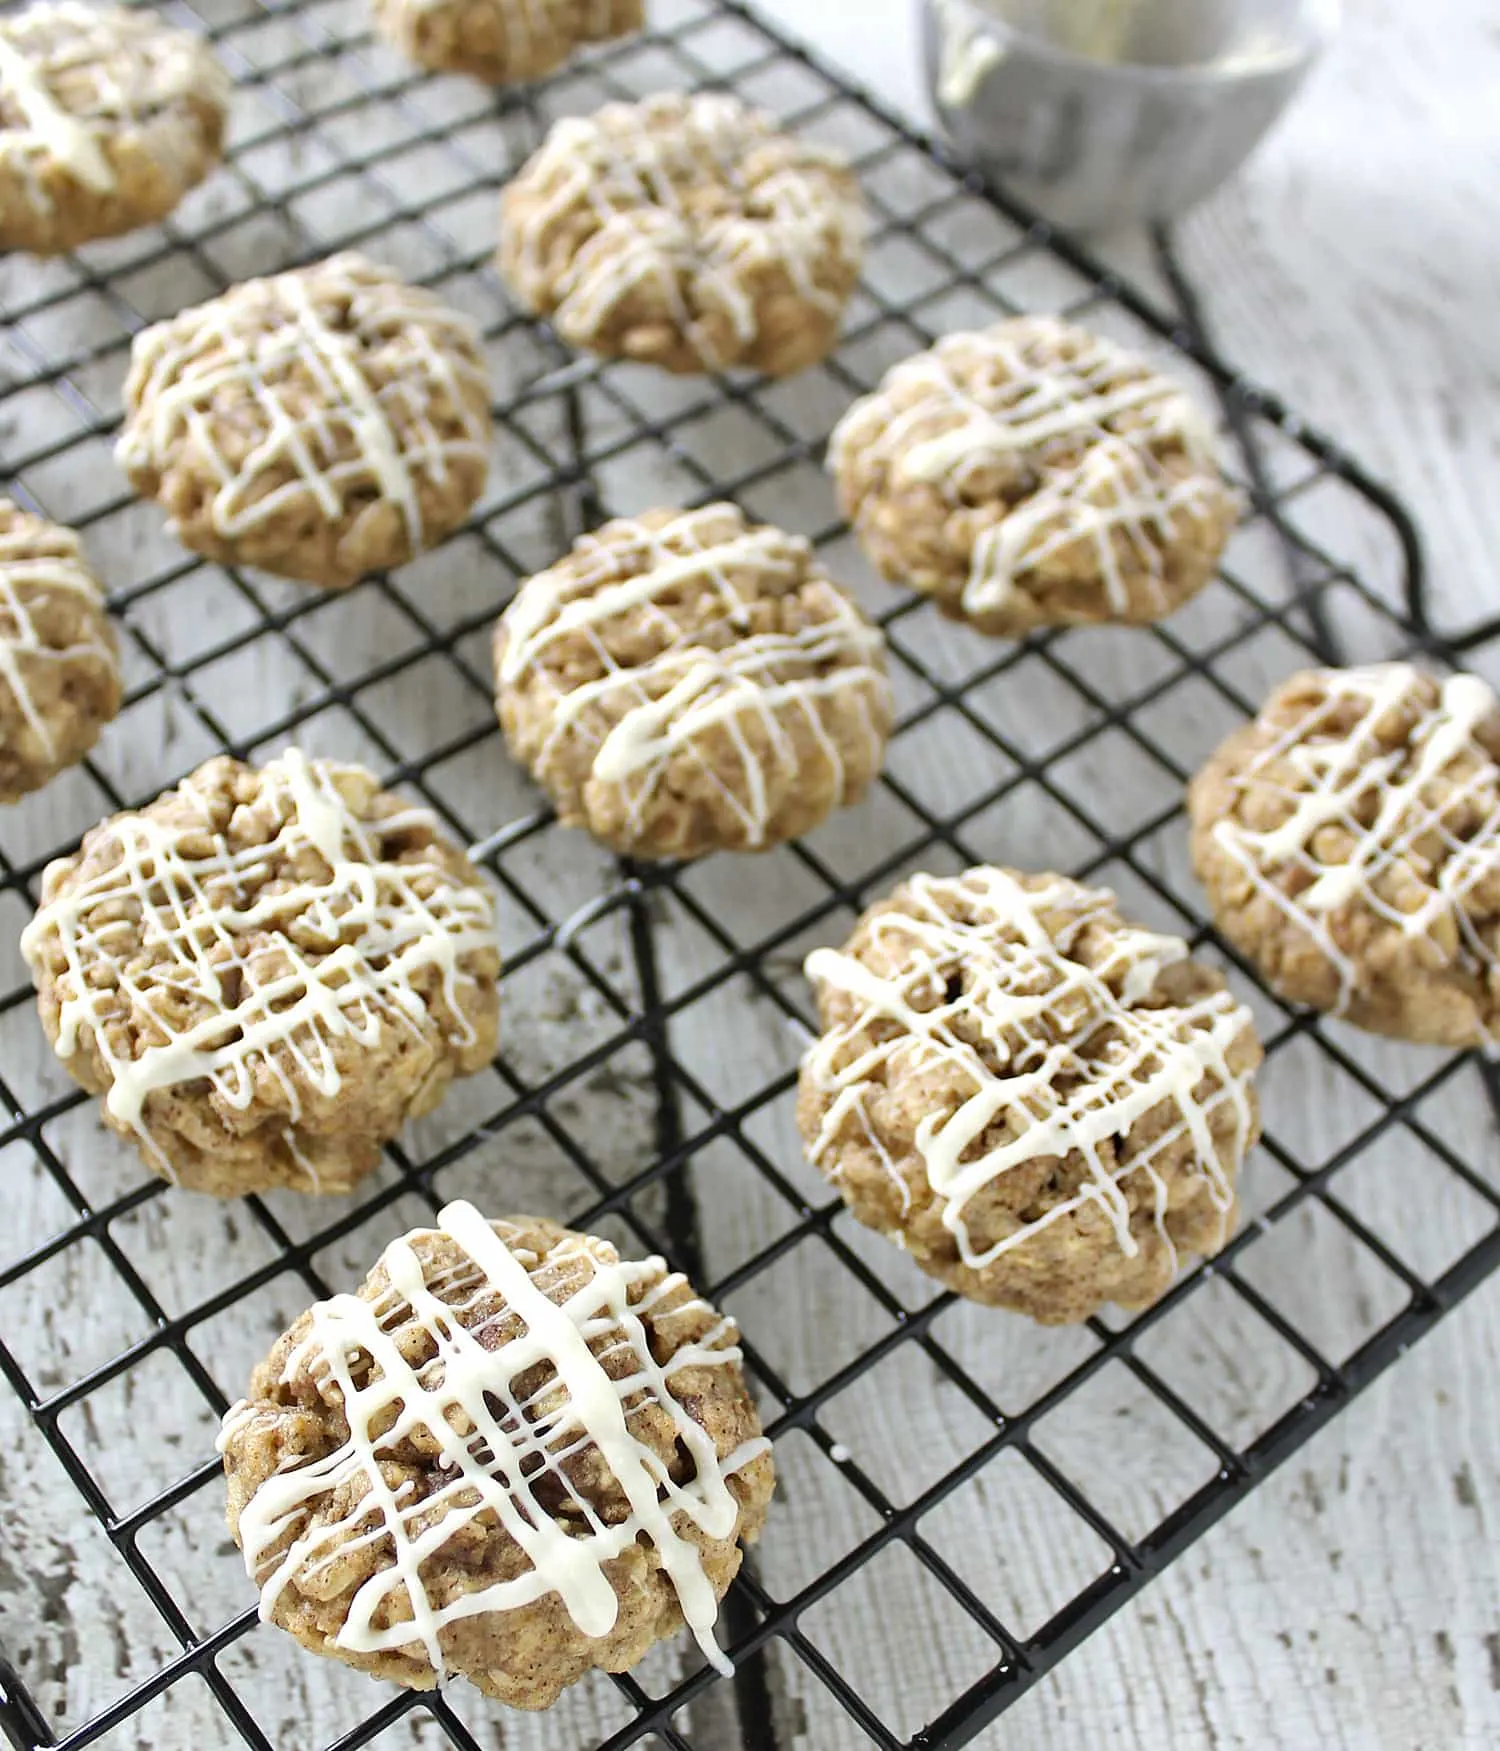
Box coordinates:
[1190,662,1500,1047]
[798,866,1262,1323]
[116,254,493,588]
[828,314,1241,638]
[495,502,893,859]
[0,500,121,803]
[219,1200,774,1706]
[497,91,865,375]
[0,1,228,254]
[21,749,501,1195]
[372,0,643,83]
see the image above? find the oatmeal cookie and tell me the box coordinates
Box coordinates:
[797,867,1262,1323]
[828,315,1241,638]
[495,503,893,859]
[1190,663,1500,1048]
[497,92,865,376]
[0,501,121,802]
[0,2,228,255]
[219,1200,774,1707]
[373,0,642,84]
[116,254,492,589]
[21,750,500,1195]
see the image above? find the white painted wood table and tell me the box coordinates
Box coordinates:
[0,2,1497,1749]
[749,2,1500,1746]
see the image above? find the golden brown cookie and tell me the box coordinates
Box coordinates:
[1190,662,1500,1048]
[797,866,1262,1323]
[497,92,866,376]
[372,0,643,83]
[116,254,492,588]
[219,1200,774,1707]
[0,501,121,803]
[494,503,893,859]
[0,1,228,255]
[828,315,1241,638]
[21,750,500,1195]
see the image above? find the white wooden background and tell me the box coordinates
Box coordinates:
[1,2,1497,1749]
[752,1,1500,1746]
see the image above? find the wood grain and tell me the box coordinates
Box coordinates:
[749,2,1500,1747]
[0,1,1496,1748]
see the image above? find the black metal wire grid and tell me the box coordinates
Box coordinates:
[1,2,1497,1749]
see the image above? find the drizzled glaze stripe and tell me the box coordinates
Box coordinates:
[803,868,1255,1270]
[0,505,116,761]
[116,255,490,553]
[1210,663,1500,1029]
[505,93,864,369]
[828,316,1227,616]
[219,1201,768,1675]
[0,3,227,205]
[20,750,498,1179]
[501,506,891,846]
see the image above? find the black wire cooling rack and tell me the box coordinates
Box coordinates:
[3,2,1499,1749]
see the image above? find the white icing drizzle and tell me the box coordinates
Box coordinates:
[802,868,1255,1269]
[116,255,490,555]
[0,2,227,210]
[0,25,111,192]
[505,93,864,369]
[20,749,498,1179]
[0,504,115,763]
[500,506,890,847]
[218,1200,767,1677]
[1210,664,1500,1031]
[828,317,1227,617]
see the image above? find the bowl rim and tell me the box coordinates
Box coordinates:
[925,0,1341,89]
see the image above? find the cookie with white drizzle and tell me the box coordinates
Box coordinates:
[0,2,228,255]
[494,503,893,859]
[21,750,500,1196]
[0,501,121,803]
[828,315,1242,638]
[1190,662,1500,1048]
[797,867,1262,1323]
[372,0,642,84]
[116,254,493,589]
[219,1199,774,1708]
[497,92,866,376]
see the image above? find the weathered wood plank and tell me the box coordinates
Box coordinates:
[2,2,1497,1748]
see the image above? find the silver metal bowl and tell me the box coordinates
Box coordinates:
[920,0,1339,230]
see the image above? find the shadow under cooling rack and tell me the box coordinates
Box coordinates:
[2,2,1498,1750]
